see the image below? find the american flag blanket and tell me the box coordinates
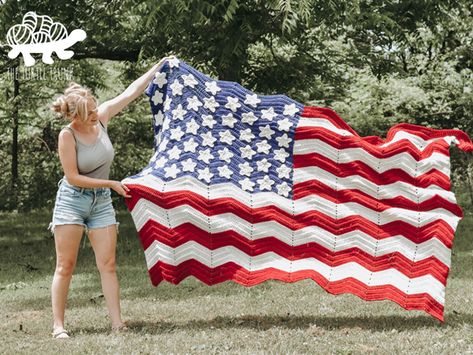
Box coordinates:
[122,57,473,321]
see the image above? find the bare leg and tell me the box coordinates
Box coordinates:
[87,225,123,328]
[51,224,84,333]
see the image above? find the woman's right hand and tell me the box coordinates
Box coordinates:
[109,181,131,198]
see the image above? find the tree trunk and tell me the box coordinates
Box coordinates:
[11,69,19,206]
[467,157,473,208]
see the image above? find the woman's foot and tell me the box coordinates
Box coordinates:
[52,327,70,339]
[111,322,129,333]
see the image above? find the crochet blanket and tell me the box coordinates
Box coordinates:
[122,57,473,321]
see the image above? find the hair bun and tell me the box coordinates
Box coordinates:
[51,82,95,121]
[51,96,68,116]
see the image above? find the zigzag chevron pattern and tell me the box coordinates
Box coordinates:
[122,58,473,321]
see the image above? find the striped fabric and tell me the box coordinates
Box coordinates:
[122,58,472,321]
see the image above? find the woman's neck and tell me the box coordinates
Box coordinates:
[70,121,98,134]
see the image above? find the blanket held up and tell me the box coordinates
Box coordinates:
[122,57,473,321]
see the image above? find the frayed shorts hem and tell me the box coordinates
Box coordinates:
[47,221,120,236]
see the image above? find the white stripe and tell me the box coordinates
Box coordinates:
[130,198,451,266]
[296,195,460,230]
[144,240,445,304]
[294,138,451,177]
[124,174,460,230]
[298,117,457,151]
[293,166,458,204]
[298,117,353,136]
[380,131,457,149]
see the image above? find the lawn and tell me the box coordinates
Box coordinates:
[1,208,472,354]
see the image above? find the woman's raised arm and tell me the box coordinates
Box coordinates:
[97,55,175,126]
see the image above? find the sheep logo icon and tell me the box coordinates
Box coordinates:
[6,12,86,67]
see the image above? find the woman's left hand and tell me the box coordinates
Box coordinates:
[154,55,176,71]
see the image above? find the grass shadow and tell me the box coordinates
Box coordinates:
[79,312,473,335]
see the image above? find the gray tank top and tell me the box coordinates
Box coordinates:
[62,121,115,180]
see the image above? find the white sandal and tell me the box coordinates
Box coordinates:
[52,328,70,339]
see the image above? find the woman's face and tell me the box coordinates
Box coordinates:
[74,99,98,127]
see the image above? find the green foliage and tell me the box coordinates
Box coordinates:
[0,0,472,211]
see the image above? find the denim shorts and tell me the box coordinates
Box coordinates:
[47,177,119,235]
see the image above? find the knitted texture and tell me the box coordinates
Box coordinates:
[122,57,473,321]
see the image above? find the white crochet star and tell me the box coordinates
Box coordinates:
[168,57,180,68]
[185,119,199,135]
[187,96,203,111]
[182,74,198,87]
[198,167,213,183]
[222,113,237,128]
[202,115,216,129]
[152,91,163,105]
[276,134,291,148]
[217,147,234,163]
[153,72,167,88]
[171,104,186,120]
[274,148,289,163]
[182,158,197,172]
[283,103,299,116]
[238,162,253,176]
[259,125,275,139]
[163,97,172,111]
[257,175,275,190]
[255,140,271,154]
[154,111,164,126]
[164,164,180,178]
[219,130,236,145]
[201,131,217,147]
[240,178,255,192]
[256,158,271,172]
[217,165,233,179]
[183,138,198,152]
[198,149,214,164]
[205,81,221,95]
[278,118,292,131]
[261,107,277,121]
[241,112,258,125]
[276,182,290,197]
[170,126,185,141]
[225,97,241,112]
[170,79,183,96]
[239,129,255,143]
[203,96,220,112]
[244,94,261,107]
[154,156,167,168]
[240,145,256,159]
[168,145,182,160]
[276,164,291,179]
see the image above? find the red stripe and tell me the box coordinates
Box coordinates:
[293,179,463,217]
[138,219,450,282]
[302,106,473,153]
[146,260,445,321]
[124,184,455,247]
[295,125,451,160]
[293,152,451,190]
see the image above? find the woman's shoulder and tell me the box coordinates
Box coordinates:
[59,126,77,144]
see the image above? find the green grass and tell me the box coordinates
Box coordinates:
[1,209,473,354]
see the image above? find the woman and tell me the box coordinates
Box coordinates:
[48,56,174,338]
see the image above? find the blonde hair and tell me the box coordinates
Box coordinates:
[51,82,97,122]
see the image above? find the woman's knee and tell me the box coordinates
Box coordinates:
[55,259,76,278]
[97,256,116,274]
